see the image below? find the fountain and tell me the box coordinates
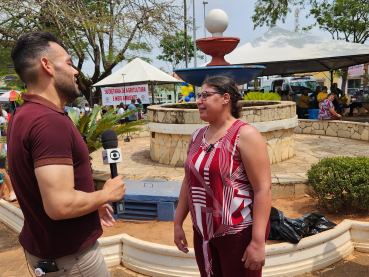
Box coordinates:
[147,9,298,166]
[174,9,265,87]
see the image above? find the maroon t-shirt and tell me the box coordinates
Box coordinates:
[7,94,102,259]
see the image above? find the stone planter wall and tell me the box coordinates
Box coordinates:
[2,199,369,277]
[295,119,369,141]
[147,101,298,166]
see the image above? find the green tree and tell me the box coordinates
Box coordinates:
[0,0,183,102]
[157,31,203,71]
[252,0,369,92]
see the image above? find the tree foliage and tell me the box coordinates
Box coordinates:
[252,0,305,29]
[253,0,369,43]
[156,31,203,71]
[252,0,369,92]
[0,0,183,102]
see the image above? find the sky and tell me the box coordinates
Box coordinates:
[81,0,337,77]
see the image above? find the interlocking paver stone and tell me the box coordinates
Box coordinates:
[90,134,369,184]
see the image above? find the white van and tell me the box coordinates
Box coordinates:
[261,76,319,102]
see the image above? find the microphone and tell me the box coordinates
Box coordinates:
[205,144,214,154]
[101,129,122,214]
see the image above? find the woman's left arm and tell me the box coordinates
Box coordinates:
[238,125,272,271]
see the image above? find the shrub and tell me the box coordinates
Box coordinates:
[307,156,369,212]
[243,92,281,101]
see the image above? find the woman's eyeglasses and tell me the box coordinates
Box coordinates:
[195,91,224,101]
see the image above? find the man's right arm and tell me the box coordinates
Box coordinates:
[35,165,125,220]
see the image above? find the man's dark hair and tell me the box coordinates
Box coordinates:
[131,99,136,103]
[11,32,60,84]
[85,103,89,107]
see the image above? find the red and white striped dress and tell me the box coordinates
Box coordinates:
[185,120,254,277]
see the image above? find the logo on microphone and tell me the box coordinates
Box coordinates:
[102,148,123,164]
[110,150,121,161]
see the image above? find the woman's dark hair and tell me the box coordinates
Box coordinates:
[202,75,242,118]
[137,98,142,104]
[11,32,60,84]
[119,102,124,108]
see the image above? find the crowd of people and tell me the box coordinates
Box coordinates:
[294,82,367,121]
[62,98,145,123]
[0,104,17,203]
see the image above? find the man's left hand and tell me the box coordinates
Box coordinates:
[98,204,115,227]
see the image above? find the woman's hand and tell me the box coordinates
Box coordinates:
[242,240,266,271]
[174,225,189,253]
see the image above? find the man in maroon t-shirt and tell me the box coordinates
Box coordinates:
[8,32,126,276]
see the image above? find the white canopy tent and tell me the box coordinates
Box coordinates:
[209,27,369,86]
[0,90,21,102]
[93,58,181,104]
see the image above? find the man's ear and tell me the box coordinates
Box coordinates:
[40,57,54,77]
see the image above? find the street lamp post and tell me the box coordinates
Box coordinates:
[193,0,197,69]
[203,1,208,63]
[122,74,126,106]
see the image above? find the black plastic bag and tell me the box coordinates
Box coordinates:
[268,207,336,244]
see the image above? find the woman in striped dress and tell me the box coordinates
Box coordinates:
[174,76,271,277]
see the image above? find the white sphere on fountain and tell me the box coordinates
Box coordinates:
[205,9,229,37]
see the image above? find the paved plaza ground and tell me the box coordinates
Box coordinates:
[91,133,369,183]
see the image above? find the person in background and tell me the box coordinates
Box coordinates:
[348,90,365,116]
[137,98,143,119]
[83,103,91,115]
[332,83,342,98]
[128,99,138,122]
[0,107,16,202]
[174,75,271,277]
[277,89,283,100]
[310,86,321,109]
[338,91,349,115]
[318,93,342,120]
[298,88,309,119]
[0,104,8,120]
[71,102,80,117]
[117,102,125,115]
[259,89,264,93]
[331,91,340,112]
[281,90,290,101]
[317,86,328,107]
[117,102,125,124]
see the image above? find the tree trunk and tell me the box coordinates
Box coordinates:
[254,78,259,90]
[341,67,348,93]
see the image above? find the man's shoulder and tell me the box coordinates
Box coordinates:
[16,103,69,130]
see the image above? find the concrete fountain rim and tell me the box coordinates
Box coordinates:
[147,100,296,112]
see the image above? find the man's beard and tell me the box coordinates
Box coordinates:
[54,68,80,102]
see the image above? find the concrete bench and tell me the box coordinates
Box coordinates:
[111,179,181,221]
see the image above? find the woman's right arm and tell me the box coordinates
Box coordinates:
[174,177,190,253]
[329,107,341,118]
